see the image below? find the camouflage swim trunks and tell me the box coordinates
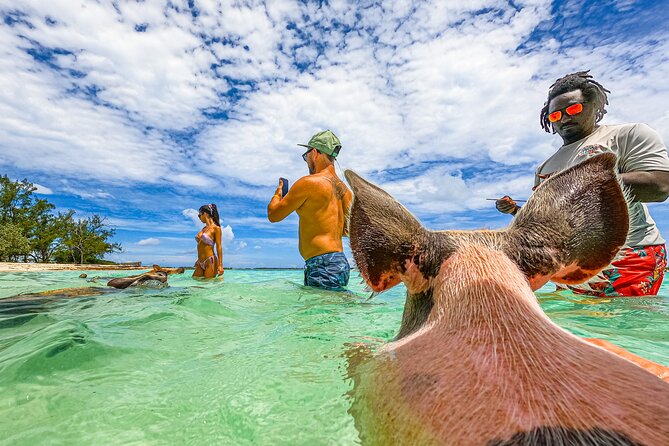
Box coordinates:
[304,252,350,291]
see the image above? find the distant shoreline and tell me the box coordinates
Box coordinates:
[0,262,148,273]
[0,263,362,273]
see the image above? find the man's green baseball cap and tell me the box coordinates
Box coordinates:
[297,130,342,158]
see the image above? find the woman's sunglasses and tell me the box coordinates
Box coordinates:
[548,103,584,123]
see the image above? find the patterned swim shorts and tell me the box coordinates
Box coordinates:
[304,252,350,291]
[565,244,667,297]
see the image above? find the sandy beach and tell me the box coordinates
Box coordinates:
[0,263,149,273]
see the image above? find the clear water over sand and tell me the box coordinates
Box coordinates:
[1,270,667,445]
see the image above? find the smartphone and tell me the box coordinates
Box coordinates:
[279,177,289,197]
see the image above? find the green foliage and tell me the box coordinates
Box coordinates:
[30,210,74,263]
[0,175,122,264]
[0,175,36,227]
[55,215,122,264]
[0,223,31,261]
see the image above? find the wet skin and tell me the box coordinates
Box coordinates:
[193,212,223,278]
[267,150,352,261]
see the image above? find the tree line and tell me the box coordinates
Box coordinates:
[0,175,121,264]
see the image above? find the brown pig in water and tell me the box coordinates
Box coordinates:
[345,153,669,445]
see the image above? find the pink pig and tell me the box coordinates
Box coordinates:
[345,153,669,445]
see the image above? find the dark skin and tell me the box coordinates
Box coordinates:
[497,89,669,213]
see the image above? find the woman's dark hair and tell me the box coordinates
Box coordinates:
[540,70,611,133]
[199,203,220,226]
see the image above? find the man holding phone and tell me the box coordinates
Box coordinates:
[267,130,353,291]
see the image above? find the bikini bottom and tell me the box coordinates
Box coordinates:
[195,255,216,271]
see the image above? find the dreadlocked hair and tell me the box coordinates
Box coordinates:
[540,70,611,133]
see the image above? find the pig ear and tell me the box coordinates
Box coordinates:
[510,152,629,286]
[344,170,428,292]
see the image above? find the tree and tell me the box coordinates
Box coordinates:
[0,175,36,227]
[56,214,122,264]
[29,210,73,263]
[0,175,122,263]
[0,223,31,262]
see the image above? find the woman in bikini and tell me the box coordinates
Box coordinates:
[193,203,224,279]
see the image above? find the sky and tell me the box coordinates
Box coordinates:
[1,0,669,268]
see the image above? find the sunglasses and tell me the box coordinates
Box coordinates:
[548,103,584,123]
[302,148,313,162]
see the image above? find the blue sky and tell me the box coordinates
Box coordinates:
[1,0,668,268]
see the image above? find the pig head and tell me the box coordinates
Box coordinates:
[344,153,669,445]
[107,271,168,289]
[345,153,629,339]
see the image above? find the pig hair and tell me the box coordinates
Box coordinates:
[359,245,669,445]
[345,154,629,339]
[540,70,610,134]
[346,159,668,445]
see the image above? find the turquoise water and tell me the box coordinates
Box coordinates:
[0,270,668,445]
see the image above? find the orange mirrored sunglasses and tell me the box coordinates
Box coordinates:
[548,103,584,123]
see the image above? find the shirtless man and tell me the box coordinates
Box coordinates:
[267,130,353,291]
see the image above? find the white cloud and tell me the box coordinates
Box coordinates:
[60,181,114,200]
[190,1,557,198]
[221,225,235,246]
[104,216,200,234]
[4,1,669,208]
[33,183,53,194]
[137,237,160,246]
[182,208,201,227]
[171,173,217,188]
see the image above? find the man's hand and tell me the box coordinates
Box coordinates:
[495,195,519,214]
[218,266,224,276]
[267,177,308,223]
[275,179,284,199]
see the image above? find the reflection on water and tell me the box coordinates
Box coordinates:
[0,270,667,445]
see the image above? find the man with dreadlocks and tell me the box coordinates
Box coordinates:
[497,71,669,297]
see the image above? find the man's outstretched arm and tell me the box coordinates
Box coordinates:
[267,178,308,222]
[620,171,669,202]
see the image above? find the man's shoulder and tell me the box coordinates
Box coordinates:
[293,174,332,195]
[599,123,634,131]
[293,173,325,186]
[600,122,661,139]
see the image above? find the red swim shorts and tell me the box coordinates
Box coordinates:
[565,244,667,297]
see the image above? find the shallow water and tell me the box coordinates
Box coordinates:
[0,270,667,445]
